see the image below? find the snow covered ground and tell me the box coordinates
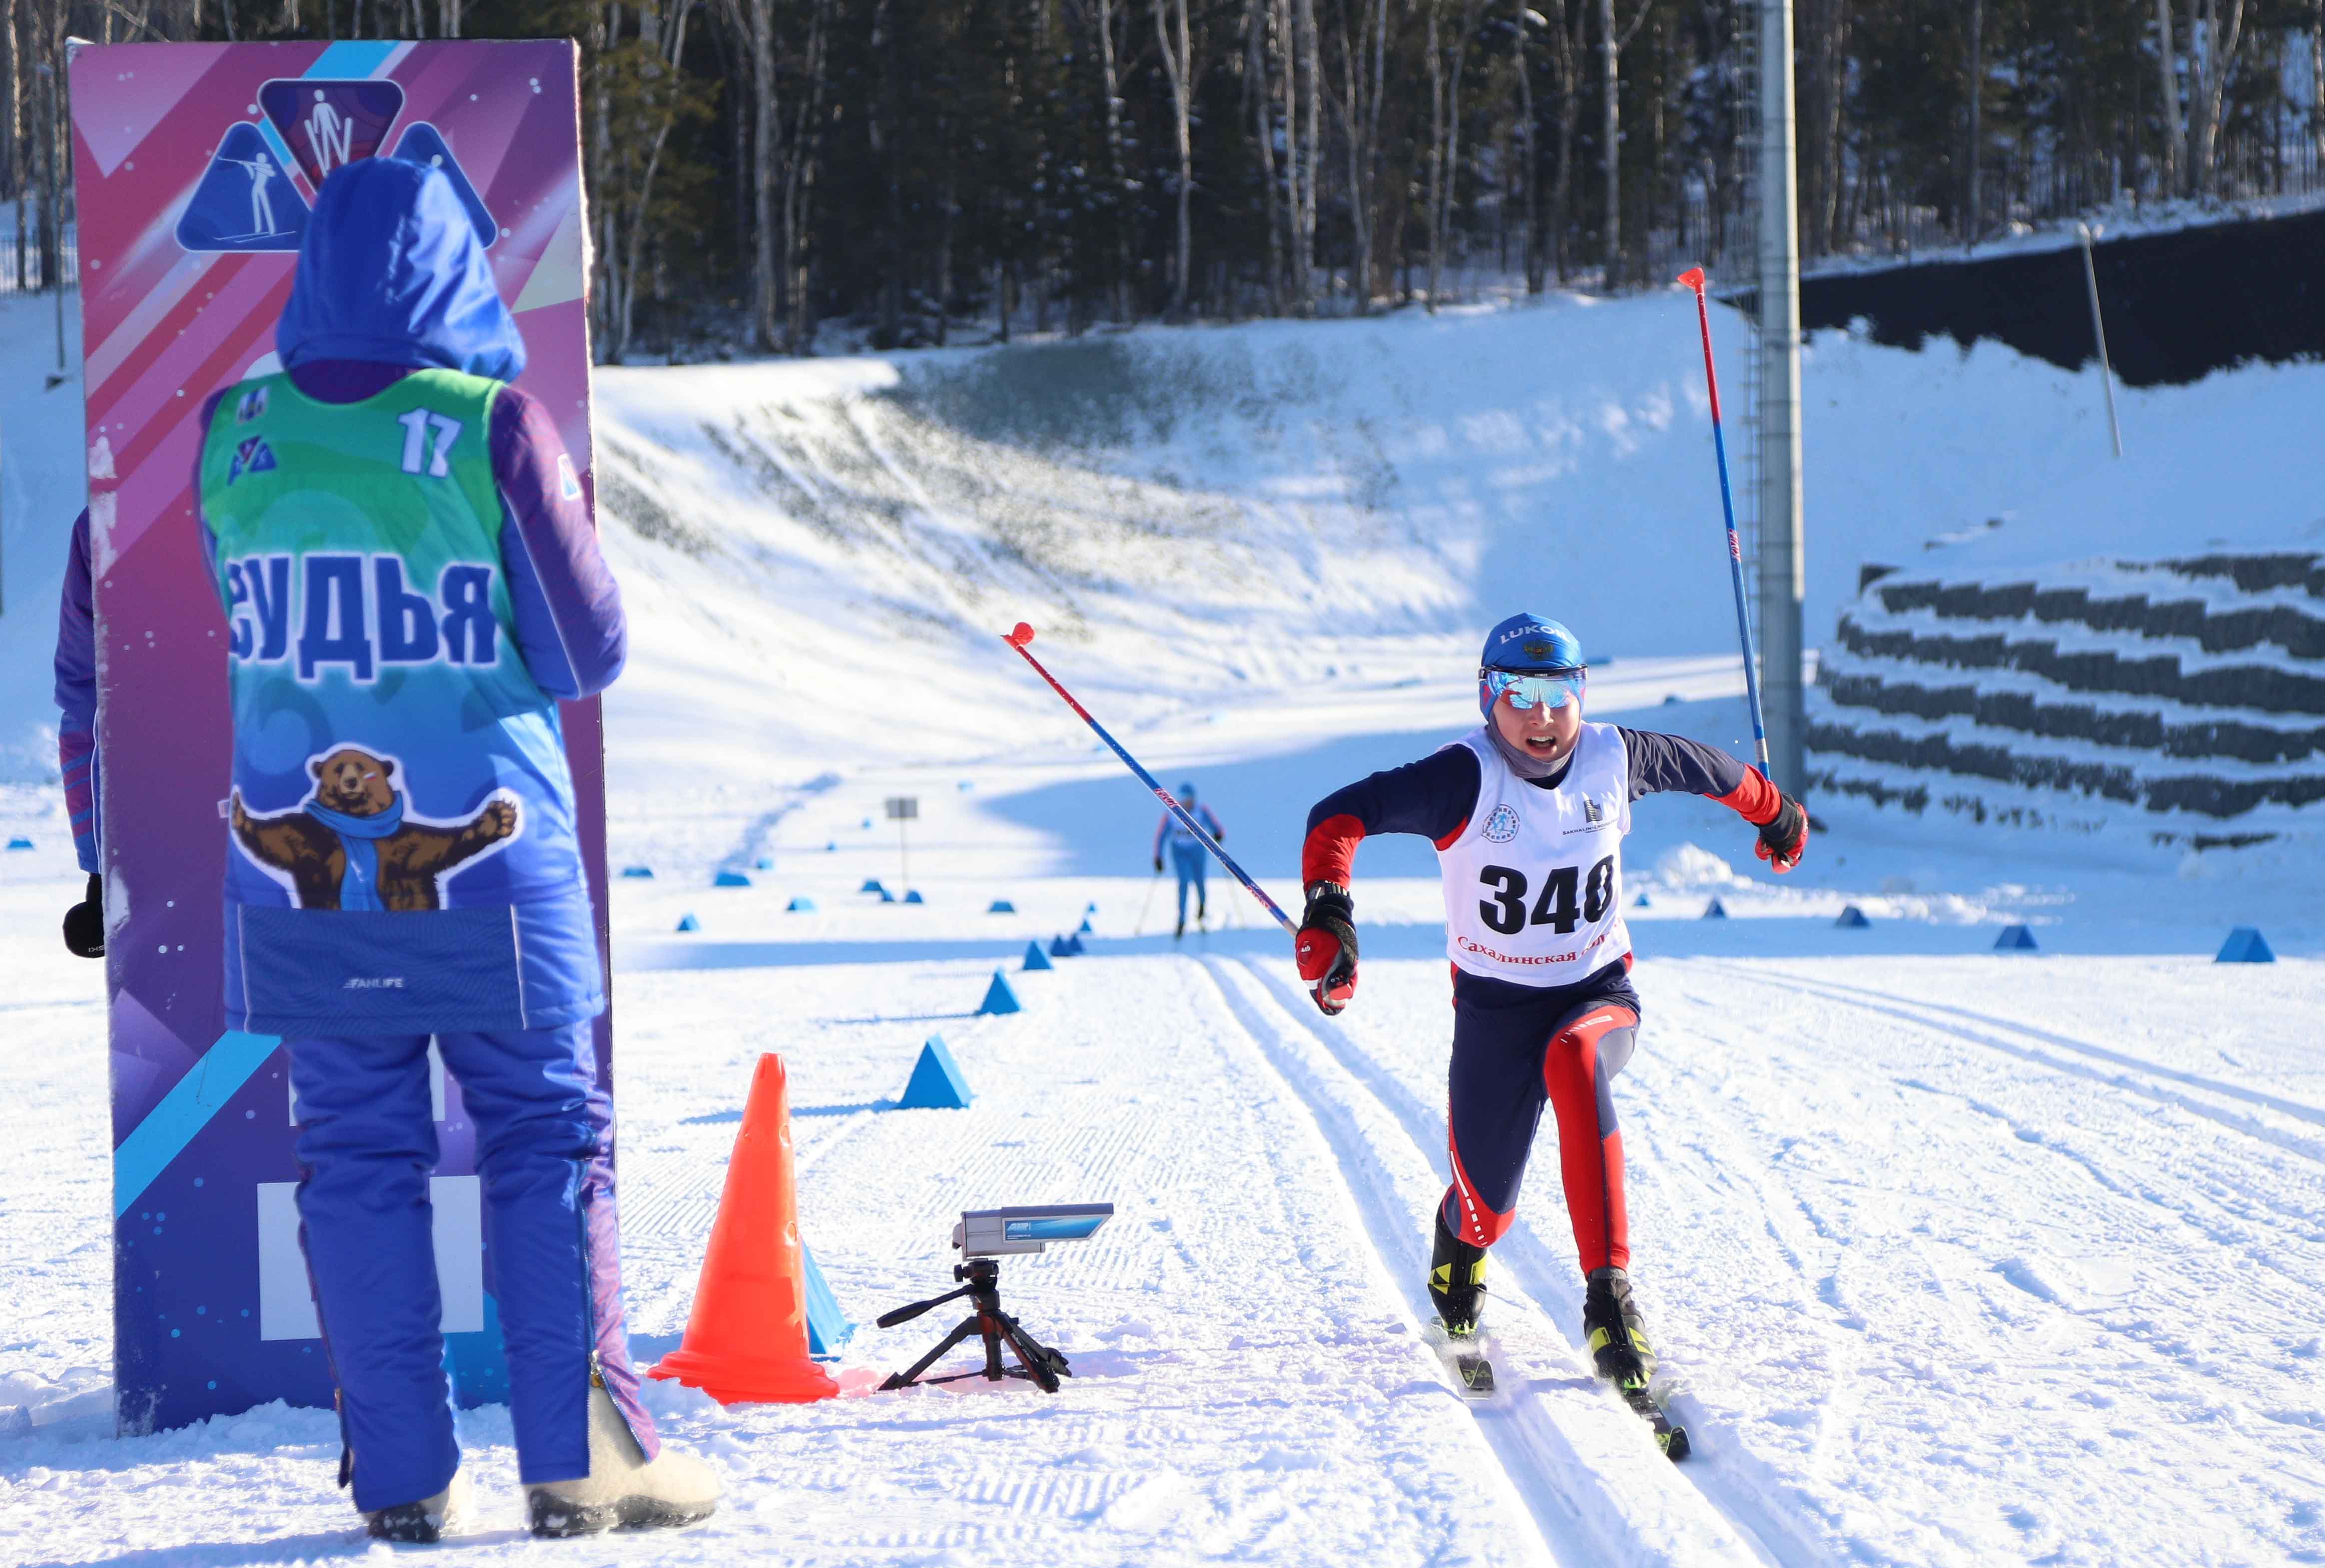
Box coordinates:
[5,652,2323,1565]
[4,287,2325,1563]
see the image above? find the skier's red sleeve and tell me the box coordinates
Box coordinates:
[1302,813,1366,886]
[1716,768,1783,825]
[1301,746,1479,886]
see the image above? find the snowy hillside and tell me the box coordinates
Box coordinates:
[18,283,2325,809]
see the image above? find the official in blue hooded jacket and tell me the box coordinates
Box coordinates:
[190,158,716,1541]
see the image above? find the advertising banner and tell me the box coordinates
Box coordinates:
[68,38,607,1435]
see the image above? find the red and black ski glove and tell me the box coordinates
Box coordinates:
[62,872,104,958]
[1753,793,1809,874]
[1295,882,1359,1015]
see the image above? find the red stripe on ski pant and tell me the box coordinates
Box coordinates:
[1439,968,1639,1273]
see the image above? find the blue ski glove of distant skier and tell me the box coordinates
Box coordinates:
[62,873,103,958]
[1296,882,1359,1015]
[1753,793,1809,874]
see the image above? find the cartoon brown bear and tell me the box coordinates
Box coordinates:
[231,746,518,911]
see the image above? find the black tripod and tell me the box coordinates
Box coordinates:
[876,1258,1073,1394]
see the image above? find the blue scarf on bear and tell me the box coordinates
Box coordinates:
[306,798,405,912]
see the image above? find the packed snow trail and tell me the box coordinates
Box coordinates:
[1200,955,1769,1568]
[1286,950,2325,1567]
[1210,955,1849,1568]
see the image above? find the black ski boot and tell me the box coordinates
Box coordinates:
[1428,1211,1489,1337]
[1582,1266,1657,1388]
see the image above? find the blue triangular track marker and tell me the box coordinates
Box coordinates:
[1023,940,1053,971]
[2216,926,2275,963]
[1835,904,1871,928]
[976,971,1022,1015]
[1994,923,2038,951]
[1702,897,1728,919]
[897,1035,973,1108]
[802,1244,852,1357]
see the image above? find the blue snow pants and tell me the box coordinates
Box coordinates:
[288,1021,659,1512]
[1171,841,1208,925]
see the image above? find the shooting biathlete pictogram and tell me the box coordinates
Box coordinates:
[220,148,286,238]
[1287,613,1808,1452]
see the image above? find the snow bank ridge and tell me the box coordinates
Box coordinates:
[1808,552,2325,845]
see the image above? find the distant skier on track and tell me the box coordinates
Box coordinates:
[1292,614,1806,1450]
[1152,781,1225,938]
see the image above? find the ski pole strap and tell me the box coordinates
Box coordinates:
[1003,628,1298,935]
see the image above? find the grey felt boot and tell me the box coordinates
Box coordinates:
[525,1383,720,1538]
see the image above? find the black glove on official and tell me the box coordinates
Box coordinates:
[62,872,104,959]
[1754,792,1809,874]
[1295,882,1359,1016]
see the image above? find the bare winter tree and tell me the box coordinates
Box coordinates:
[1154,0,1194,316]
[1599,0,1650,278]
[2155,0,2185,192]
[2187,0,2247,196]
[1324,0,1389,309]
[1964,0,1982,239]
[1247,0,1284,312]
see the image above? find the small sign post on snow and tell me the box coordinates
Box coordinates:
[885,796,919,895]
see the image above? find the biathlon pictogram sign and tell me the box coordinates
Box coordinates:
[177,76,495,254]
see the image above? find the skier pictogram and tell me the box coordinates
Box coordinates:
[256,79,404,187]
[175,122,312,252]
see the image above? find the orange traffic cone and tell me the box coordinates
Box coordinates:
[650,1053,839,1404]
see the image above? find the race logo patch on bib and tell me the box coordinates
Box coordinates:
[1483,803,1521,843]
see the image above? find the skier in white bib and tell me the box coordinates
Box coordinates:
[1293,613,1806,1407]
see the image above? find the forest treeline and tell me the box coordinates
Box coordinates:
[6,0,2325,359]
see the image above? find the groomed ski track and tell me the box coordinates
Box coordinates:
[1239,946,2325,1567]
[1201,955,1834,1568]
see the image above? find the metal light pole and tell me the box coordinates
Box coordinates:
[1754,0,1806,792]
[2076,222,2124,459]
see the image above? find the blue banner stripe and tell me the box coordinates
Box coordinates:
[307,41,400,77]
[114,1029,283,1217]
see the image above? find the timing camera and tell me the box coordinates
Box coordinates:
[952,1203,1114,1258]
[877,1202,1116,1394]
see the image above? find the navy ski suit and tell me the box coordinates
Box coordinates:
[188,160,651,1512]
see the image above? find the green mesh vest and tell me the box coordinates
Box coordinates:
[200,368,595,1034]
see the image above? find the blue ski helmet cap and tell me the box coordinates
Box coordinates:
[1481,613,1584,673]
[1478,613,1586,718]
[1177,781,1198,801]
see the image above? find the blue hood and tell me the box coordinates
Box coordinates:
[277,157,525,381]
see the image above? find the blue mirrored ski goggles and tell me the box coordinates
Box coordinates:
[1481,667,1586,711]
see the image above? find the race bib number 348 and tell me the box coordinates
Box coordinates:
[1477,856,1615,935]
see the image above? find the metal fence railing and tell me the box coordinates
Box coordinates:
[0,221,79,295]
